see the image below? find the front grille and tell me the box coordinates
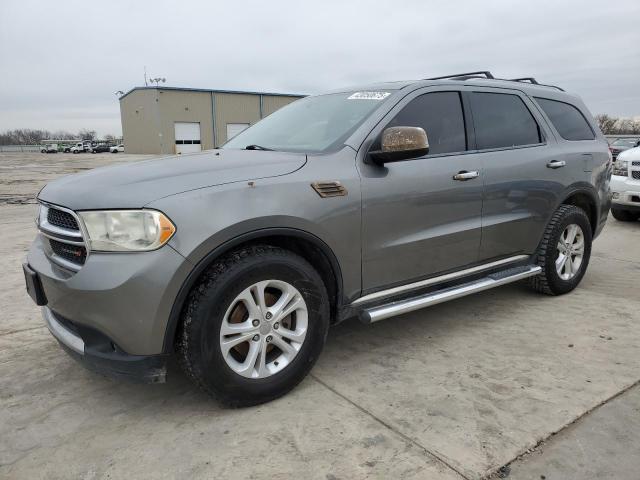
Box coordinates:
[49,239,87,265]
[632,171,640,180]
[47,207,79,231]
[633,162,640,166]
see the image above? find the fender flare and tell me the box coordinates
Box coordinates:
[556,182,600,230]
[162,227,344,353]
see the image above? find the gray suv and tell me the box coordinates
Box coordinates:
[24,71,611,406]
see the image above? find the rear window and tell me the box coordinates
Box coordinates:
[469,92,542,150]
[534,97,595,141]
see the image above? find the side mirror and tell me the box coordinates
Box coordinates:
[368,126,429,165]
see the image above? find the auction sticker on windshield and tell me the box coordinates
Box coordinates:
[347,91,391,100]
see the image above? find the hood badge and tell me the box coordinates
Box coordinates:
[311,181,347,198]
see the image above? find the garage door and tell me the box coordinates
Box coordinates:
[174,122,201,154]
[226,123,250,141]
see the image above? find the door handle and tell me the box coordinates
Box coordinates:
[546,160,566,169]
[453,170,479,181]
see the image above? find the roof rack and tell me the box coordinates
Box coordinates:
[428,71,495,81]
[510,77,538,84]
[427,71,564,92]
[509,77,565,92]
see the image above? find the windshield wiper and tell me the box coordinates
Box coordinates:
[245,144,273,151]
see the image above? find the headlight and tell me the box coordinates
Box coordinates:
[78,210,176,252]
[613,160,628,176]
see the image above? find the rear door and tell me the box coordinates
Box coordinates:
[359,88,484,293]
[465,88,573,260]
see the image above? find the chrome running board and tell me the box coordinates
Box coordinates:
[361,265,541,324]
[352,254,529,305]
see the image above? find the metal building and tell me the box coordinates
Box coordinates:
[118,87,303,154]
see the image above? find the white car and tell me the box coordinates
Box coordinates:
[110,144,124,153]
[611,146,640,222]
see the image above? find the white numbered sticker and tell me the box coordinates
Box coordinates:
[347,91,391,100]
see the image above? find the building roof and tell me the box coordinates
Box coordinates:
[118,86,306,101]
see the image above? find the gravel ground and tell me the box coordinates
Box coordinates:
[1,152,639,479]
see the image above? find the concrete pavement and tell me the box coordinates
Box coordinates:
[1,152,639,479]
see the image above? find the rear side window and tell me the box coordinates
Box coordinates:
[384,91,467,155]
[534,97,595,141]
[469,92,542,150]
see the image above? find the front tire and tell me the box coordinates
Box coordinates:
[611,208,639,222]
[529,205,592,295]
[177,245,330,407]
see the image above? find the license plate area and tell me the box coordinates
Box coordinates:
[23,263,47,306]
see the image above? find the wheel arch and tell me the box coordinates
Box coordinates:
[162,228,344,353]
[560,184,599,235]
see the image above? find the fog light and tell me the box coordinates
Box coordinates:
[612,192,620,200]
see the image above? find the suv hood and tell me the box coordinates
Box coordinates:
[38,149,307,210]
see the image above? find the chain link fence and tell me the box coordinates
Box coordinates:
[0,145,43,152]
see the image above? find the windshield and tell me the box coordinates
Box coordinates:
[222,91,393,153]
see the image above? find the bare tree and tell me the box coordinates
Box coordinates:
[51,130,78,140]
[593,115,640,136]
[78,129,97,141]
[0,129,51,145]
[616,118,640,135]
[595,114,618,135]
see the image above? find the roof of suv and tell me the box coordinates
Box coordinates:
[331,72,576,100]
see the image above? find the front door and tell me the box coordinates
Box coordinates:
[359,90,483,293]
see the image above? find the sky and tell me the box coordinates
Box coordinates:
[1,0,639,137]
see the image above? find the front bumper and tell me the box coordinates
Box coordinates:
[611,174,640,209]
[27,233,193,356]
[43,307,168,383]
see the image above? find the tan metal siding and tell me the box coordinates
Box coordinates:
[261,95,300,117]
[120,88,304,153]
[157,90,214,153]
[213,93,261,145]
[119,90,162,154]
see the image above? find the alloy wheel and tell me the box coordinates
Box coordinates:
[555,223,585,281]
[219,280,308,379]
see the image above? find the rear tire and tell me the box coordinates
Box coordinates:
[529,205,592,296]
[177,245,330,407]
[611,208,639,222]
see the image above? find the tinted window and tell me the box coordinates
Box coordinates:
[535,97,595,141]
[470,92,542,149]
[384,92,467,155]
